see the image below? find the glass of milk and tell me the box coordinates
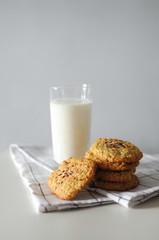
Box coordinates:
[50,84,92,164]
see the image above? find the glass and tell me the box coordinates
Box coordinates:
[50,84,92,164]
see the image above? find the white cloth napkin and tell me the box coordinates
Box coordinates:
[10,145,159,212]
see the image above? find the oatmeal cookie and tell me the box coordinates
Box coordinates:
[90,138,143,163]
[93,174,139,191]
[48,157,97,200]
[95,169,135,183]
[85,150,138,171]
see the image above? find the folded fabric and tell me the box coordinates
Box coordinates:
[10,145,159,212]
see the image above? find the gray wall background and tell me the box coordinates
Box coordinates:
[0,0,159,153]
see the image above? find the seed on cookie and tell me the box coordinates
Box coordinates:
[48,157,97,200]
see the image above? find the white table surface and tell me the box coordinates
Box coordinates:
[1,150,159,240]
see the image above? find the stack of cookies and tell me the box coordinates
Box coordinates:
[85,138,143,191]
[47,138,143,200]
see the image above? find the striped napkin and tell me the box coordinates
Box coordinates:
[10,145,159,213]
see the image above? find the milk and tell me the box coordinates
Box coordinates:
[50,98,92,164]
